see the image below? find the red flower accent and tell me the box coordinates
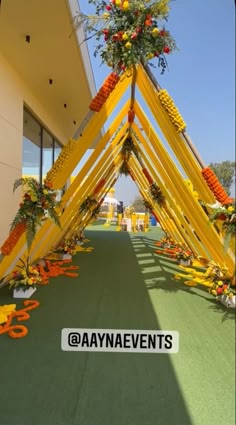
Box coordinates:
[163,46,170,54]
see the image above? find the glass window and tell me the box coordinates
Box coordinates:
[22,108,62,184]
[42,129,53,179]
[23,110,41,181]
[54,141,62,162]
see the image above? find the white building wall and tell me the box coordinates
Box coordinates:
[0,52,67,246]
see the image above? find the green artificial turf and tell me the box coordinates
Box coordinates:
[0,226,235,425]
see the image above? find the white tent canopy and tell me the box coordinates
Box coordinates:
[102,197,120,205]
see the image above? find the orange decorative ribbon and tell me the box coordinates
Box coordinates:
[0,300,40,339]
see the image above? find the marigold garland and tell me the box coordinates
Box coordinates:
[0,221,26,256]
[201,167,231,204]
[37,259,79,284]
[46,138,78,187]
[89,72,120,112]
[0,300,40,339]
[158,89,186,132]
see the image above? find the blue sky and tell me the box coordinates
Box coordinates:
[79,0,235,204]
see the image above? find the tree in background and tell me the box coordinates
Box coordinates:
[209,161,235,195]
[131,196,147,213]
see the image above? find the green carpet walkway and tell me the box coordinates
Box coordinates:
[0,225,235,425]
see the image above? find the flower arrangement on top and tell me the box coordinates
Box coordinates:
[1,178,61,255]
[74,0,176,74]
[208,200,235,249]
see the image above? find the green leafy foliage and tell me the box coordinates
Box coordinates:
[10,178,61,252]
[149,182,165,206]
[209,161,235,195]
[119,161,130,176]
[79,196,98,214]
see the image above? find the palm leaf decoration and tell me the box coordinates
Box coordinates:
[47,207,61,228]
[9,177,61,252]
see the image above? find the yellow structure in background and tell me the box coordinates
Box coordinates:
[0,64,235,280]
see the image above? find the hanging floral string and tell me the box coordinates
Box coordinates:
[73,0,176,74]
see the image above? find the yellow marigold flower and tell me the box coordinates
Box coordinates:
[228,206,234,212]
[147,52,154,59]
[123,1,129,10]
[125,41,132,49]
[103,12,110,18]
[27,279,33,285]
[115,0,121,5]
[122,33,129,40]
[43,189,49,195]
[152,27,159,36]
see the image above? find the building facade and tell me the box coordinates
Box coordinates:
[0,0,96,245]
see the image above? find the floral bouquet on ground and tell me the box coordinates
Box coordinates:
[8,257,42,291]
[208,266,236,309]
[176,249,193,265]
[59,239,77,256]
[208,201,235,249]
[73,0,176,74]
